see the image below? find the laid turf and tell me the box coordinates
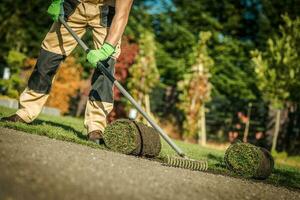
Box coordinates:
[0,106,299,189]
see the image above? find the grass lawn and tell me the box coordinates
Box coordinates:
[0,106,299,190]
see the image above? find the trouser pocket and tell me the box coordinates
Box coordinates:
[63,0,81,21]
[100,5,115,27]
[89,58,115,103]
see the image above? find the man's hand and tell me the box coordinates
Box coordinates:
[87,43,115,67]
[87,0,133,68]
[47,0,64,22]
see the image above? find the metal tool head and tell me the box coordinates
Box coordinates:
[164,156,208,171]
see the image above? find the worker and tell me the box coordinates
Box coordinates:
[1,0,134,144]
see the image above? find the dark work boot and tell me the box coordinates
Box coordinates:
[1,114,27,123]
[87,130,104,145]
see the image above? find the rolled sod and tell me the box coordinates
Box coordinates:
[224,142,274,179]
[103,119,161,157]
[134,121,161,157]
[103,119,139,155]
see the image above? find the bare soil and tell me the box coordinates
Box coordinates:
[0,127,299,200]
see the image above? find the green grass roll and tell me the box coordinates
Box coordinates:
[224,142,274,179]
[103,119,161,157]
[103,119,140,155]
[134,121,162,157]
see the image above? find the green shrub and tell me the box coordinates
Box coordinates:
[0,50,27,98]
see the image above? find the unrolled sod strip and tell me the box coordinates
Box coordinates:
[224,142,274,179]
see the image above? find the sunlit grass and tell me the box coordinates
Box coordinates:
[0,105,299,189]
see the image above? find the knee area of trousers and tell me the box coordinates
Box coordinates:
[89,58,115,102]
[28,48,65,94]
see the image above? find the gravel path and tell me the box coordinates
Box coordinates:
[0,127,299,200]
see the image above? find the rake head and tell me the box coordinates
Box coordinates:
[164,156,208,171]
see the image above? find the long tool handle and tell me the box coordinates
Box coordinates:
[59,17,186,157]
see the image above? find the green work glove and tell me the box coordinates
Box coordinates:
[87,43,115,67]
[47,0,64,22]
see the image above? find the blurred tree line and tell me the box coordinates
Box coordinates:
[0,0,299,154]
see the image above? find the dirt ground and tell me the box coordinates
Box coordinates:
[0,127,299,200]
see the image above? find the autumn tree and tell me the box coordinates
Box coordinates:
[177,32,214,144]
[251,15,300,152]
[114,37,139,100]
[127,30,159,122]
[108,36,139,121]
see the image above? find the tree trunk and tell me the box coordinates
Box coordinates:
[198,103,207,146]
[243,103,252,143]
[271,109,281,152]
[144,94,151,126]
[76,95,88,117]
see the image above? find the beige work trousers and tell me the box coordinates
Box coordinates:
[16,0,120,133]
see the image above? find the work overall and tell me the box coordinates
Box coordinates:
[16,0,120,133]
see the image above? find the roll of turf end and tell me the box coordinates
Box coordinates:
[224,142,274,179]
[103,119,161,157]
[103,119,139,155]
[134,121,161,157]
